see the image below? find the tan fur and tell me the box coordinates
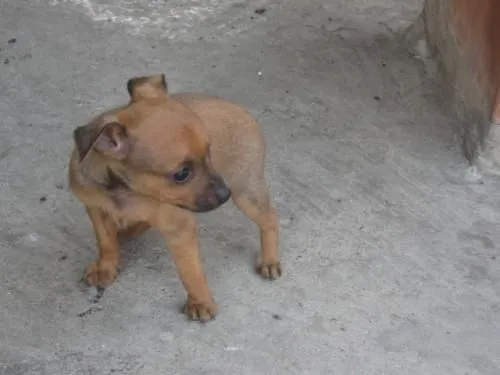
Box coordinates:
[68,74,281,322]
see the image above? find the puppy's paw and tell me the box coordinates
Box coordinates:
[84,260,119,287]
[182,298,217,323]
[256,261,282,280]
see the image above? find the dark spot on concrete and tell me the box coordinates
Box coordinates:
[59,255,68,261]
[152,45,156,49]
[78,304,102,317]
[39,196,47,202]
[8,38,16,44]
[382,62,387,67]
[328,17,333,22]
[492,255,496,260]
[359,225,364,230]
[285,90,289,94]
[337,199,342,203]
[255,8,267,15]
[0,148,10,162]
[340,327,346,331]
[212,64,216,68]
[250,16,255,20]
[198,36,204,40]
[374,95,381,101]
[55,183,64,189]
[272,314,282,320]
[4,58,9,65]
[91,286,105,304]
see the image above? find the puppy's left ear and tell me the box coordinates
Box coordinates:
[73,116,130,163]
[126,74,167,101]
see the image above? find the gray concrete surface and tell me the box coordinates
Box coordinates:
[1,1,499,374]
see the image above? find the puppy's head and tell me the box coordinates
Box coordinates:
[73,74,231,212]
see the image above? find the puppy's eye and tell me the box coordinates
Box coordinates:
[173,165,192,183]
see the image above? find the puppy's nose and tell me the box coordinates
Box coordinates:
[215,185,231,203]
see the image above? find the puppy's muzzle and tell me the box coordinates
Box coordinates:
[193,175,231,213]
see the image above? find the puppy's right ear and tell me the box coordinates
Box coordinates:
[73,117,130,163]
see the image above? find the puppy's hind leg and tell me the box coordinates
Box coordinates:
[232,178,281,280]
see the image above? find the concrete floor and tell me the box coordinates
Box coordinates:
[1,0,499,374]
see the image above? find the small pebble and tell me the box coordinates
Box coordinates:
[8,38,16,44]
[255,8,267,15]
[257,71,263,76]
[27,233,39,242]
[272,314,282,320]
[39,196,47,202]
[373,95,381,101]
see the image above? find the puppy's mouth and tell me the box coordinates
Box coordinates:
[178,182,231,213]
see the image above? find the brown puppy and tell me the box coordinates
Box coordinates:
[68,74,281,322]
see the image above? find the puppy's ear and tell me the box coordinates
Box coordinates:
[73,117,130,163]
[126,74,167,101]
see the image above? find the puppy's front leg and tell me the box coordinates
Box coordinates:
[159,209,217,322]
[84,207,120,286]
